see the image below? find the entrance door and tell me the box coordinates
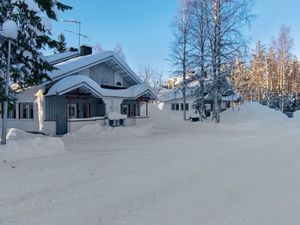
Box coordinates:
[121,105,129,116]
[67,103,78,119]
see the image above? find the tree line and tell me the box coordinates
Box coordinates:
[231,25,300,113]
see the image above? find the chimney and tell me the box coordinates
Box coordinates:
[80,45,92,56]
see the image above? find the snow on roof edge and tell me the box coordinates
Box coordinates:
[48,51,143,85]
[46,75,157,100]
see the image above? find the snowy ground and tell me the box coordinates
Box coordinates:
[1,103,300,225]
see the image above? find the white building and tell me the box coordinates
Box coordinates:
[158,77,242,119]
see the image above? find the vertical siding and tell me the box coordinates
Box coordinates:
[90,63,116,86]
[45,95,67,135]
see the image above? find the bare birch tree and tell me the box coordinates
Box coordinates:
[138,64,164,94]
[276,25,293,111]
[190,0,209,121]
[170,0,193,121]
[205,0,253,123]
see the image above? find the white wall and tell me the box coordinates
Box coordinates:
[159,97,199,118]
[103,97,124,114]
[5,86,57,135]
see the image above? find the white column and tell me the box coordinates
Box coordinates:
[102,97,124,114]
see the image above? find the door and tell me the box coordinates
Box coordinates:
[83,103,90,118]
[121,105,129,116]
[67,103,78,119]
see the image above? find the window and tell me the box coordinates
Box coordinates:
[185,103,189,111]
[171,103,175,110]
[181,103,184,111]
[8,105,16,119]
[19,103,34,119]
[180,103,189,111]
[175,103,179,111]
[0,104,16,119]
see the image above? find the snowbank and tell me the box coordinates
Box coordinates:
[293,110,300,120]
[106,112,127,120]
[0,128,64,162]
[221,102,286,124]
[64,123,155,141]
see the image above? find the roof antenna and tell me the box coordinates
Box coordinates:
[61,19,90,50]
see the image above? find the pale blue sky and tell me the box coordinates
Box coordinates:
[50,0,300,75]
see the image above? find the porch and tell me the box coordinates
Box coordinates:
[45,75,157,134]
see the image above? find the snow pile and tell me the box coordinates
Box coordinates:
[2,20,18,39]
[106,112,127,120]
[0,128,64,162]
[221,102,286,124]
[293,110,300,120]
[64,123,155,141]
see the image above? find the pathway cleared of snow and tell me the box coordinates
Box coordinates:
[1,103,300,225]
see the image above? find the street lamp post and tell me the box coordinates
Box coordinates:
[1,20,18,145]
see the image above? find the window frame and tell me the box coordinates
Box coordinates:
[171,103,175,111]
[19,102,34,120]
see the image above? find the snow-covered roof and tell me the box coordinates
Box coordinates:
[48,51,143,86]
[46,75,157,100]
[221,93,242,102]
[159,79,213,102]
[45,51,79,65]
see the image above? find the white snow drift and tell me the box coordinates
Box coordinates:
[1,103,300,225]
[0,128,64,162]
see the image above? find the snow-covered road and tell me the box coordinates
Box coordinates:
[1,103,300,225]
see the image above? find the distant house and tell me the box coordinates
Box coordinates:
[158,75,242,118]
[2,46,157,135]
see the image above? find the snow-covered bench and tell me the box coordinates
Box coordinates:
[105,112,127,127]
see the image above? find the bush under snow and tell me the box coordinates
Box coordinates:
[0,128,64,162]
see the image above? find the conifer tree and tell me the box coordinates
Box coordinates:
[0,0,72,100]
[54,32,67,53]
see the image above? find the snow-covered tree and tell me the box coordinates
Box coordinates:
[54,32,67,53]
[205,0,253,123]
[248,41,267,101]
[276,25,293,111]
[0,0,72,98]
[170,0,193,121]
[230,56,249,100]
[114,43,126,61]
[190,0,209,121]
[93,43,103,53]
[138,64,163,94]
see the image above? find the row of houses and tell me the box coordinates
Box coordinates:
[2,46,242,135]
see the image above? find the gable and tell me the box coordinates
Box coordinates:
[49,51,142,86]
[89,63,116,86]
